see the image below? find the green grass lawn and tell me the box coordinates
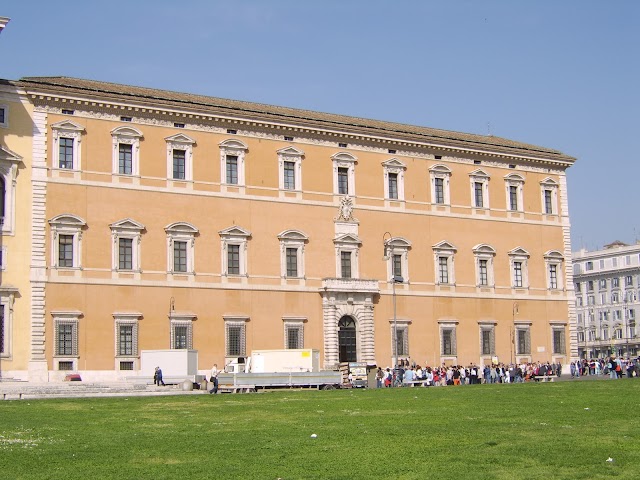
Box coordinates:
[1,380,639,479]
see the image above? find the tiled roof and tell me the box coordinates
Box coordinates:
[17,76,575,164]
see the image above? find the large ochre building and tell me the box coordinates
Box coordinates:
[1,76,576,381]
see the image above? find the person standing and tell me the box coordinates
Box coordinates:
[155,366,165,386]
[208,364,219,394]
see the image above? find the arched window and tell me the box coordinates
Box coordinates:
[338,316,357,363]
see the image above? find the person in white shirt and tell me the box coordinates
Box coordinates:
[208,364,219,394]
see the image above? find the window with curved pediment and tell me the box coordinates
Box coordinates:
[332,152,356,196]
[384,237,411,282]
[110,219,145,272]
[51,120,84,171]
[540,177,559,215]
[544,250,564,290]
[49,214,86,269]
[220,139,248,187]
[469,169,490,209]
[278,229,308,279]
[165,222,198,274]
[429,164,451,205]
[473,244,496,287]
[112,126,143,176]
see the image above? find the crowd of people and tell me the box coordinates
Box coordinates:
[374,356,639,388]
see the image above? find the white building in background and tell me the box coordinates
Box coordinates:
[573,240,640,359]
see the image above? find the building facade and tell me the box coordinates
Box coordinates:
[4,76,576,381]
[573,241,640,359]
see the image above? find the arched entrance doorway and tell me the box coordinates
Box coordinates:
[338,316,357,363]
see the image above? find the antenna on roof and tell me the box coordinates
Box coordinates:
[487,122,492,136]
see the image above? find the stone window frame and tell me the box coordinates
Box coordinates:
[540,177,559,216]
[169,311,196,350]
[283,316,306,350]
[110,218,145,273]
[111,126,143,177]
[0,103,8,128]
[382,158,406,202]
[429,164,452,205]
[469,169,490,209]
[478,321,497,357]
[165,222,198,276]
[473,244,496,288]
[0,287,17,359]
[51,120,84,172]
[0,145,21,234]
[277,146,304,193]
[113,312,142,371]
[433,240,456,286]
[550,322,567,355]
[333,233,361,279]
[384,237,411,283]
[504,173,525,212]
[389,319,411,358]
[508,246,530,290]
[49,214,86,270]
[438,320,458,361]
[544,250,564,291]
[165,133,195,182]
[224,315,249,359]
[331,152,357,197]
[277,229,308,280]
[220,139,248,189]
[514,321,532,357]
[52,310,82,370]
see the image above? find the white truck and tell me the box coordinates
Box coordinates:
[218,349,342,392]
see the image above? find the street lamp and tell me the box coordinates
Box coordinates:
[382,232,403,368]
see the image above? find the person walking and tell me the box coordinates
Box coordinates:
[208,364,219,394]
[154,366,165,386]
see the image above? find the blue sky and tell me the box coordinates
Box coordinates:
[1,1,638,252]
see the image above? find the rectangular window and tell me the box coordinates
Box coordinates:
[227,244,240,275]
[118,238,133,270]
[585,261,593,271]
[388,173,398,199]
[544,189,553,214]
[513,261,523,287]
[57,323,74,356]
[58,234,74,268]
[173,325,188,349]
[226,324,246,356]
[478,259,488,286]
[172,149,186,180]
[173,241,187,272]
[509,185,518,211]
[599,279,607,289]
[575,282,581,293]
[0,107,5,125]
[396,327,408,356]
[441,329,456,356]
[286,247,298,277]
[588,295,595,305]
[58,361,73,371]
[626,255,631,266]
[285,325,303,349]
[341,251,352,278]
[553,329,566,354]
[434,178,444,204]
[612,277,620,288]
[549,264,558,289]
[438,256,449,284]
[626,275,633,287]
[577,296,583,306]
[587,280,594,291]
[119,361,134,371]
[481,329,494,355]
[119,144,133,175]
[59,137,74,169]
[599,259,605,269]
[613,257,618,267]
[337,167,349,195]
[226,155,239,184]
[118,324,134,356]
[516,329,531,355]
[0,305,4,355]
[283,161,295,190]
[392,254,402,278]
[474,182,484,208]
